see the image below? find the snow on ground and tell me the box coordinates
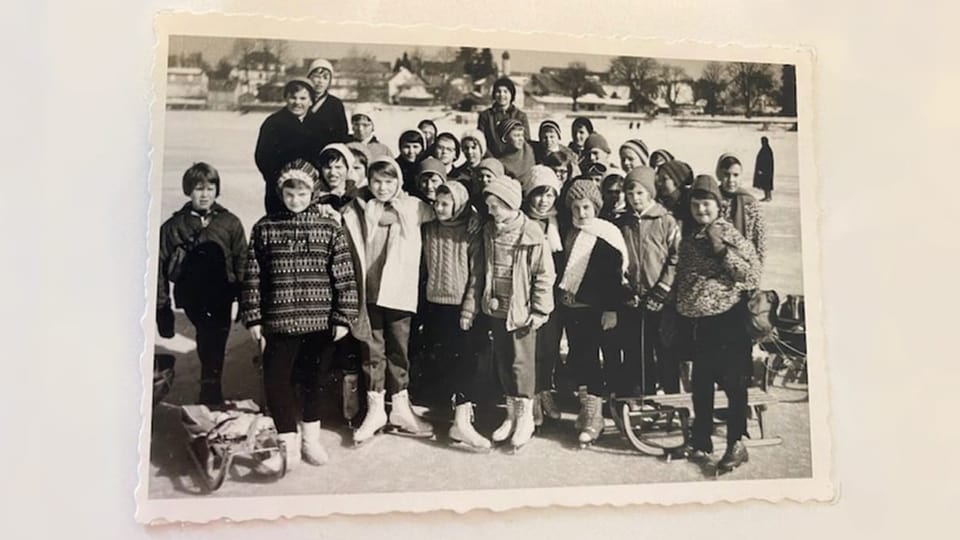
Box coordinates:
[148,108,811,499]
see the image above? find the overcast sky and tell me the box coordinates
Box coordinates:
[169,35,717,78]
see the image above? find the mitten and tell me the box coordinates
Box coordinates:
[705,223,727,257]
[157,305,175,338]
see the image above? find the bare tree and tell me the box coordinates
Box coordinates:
[693,61,728,115]
[609,56,661,110]
[725,62,776,117]
[556,62,604,111]
[660,65,690,115]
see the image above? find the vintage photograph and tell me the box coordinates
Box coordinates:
[139,14,826,522]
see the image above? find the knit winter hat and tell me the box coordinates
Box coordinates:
[658,159,694,189]
[492,77,517,102]
[283,77,316,99]
[538,119,562,140]
[690,174,722,204]
[477,157,505,177]
[498,118,525,143]
[565,178,603,213]
[460,128,487,158]
[619,139,650,165]
[417,157,448,183]
[436,179,470,217]
[350,102,375,122]
[483,176,523,210]
[346,141,371,164]
[307,58,334,78]
[624,166,657,198]
[399,129,425,148]
[434,132,461,160]
[649,149,675,166]
[583,133,611,154]
[523,165,562,198]
[572,116,594,135]
[278,159,319,191]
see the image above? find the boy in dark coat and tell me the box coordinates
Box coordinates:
[157,163,247,405]
[303,59,350,152]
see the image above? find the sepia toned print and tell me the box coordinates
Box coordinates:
[138,12,829,524]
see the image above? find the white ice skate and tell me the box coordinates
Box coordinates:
[387,390,434,438]
[449,402,492,452]
[491,396,517,443]
[353,390,387,446]
[510,397,536,452]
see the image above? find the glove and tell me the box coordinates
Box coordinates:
[459,313,474,331]
[156,305,175,338]
[647,284,670,304]
[705,222,727,257]
[601,311,618,331]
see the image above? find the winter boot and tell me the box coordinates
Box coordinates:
[492,396,517,443]
[353,390,387,446]
[278,432,301,471]
[299,421,329,466]
[341,371,361,428]
[717,440,749,473]
[539,390,562,421]
[511,397,536,450]
[577,394,605,447]
[388,389,434,437]
[449,402,492,451]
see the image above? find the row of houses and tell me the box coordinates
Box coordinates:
[167,49,773,115]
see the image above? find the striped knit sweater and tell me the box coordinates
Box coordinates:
[240,206,359,336]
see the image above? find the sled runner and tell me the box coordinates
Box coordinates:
[610,388,781,458]
[181,400,286,492]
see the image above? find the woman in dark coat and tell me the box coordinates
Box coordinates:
[477,77,530,158]
[254,77,317,215]
[753,136,775,202]
[303,58,350,161]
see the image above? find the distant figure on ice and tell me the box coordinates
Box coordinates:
[753,136,775,202]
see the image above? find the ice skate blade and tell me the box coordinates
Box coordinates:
[449,439,493,453]
[385,426,436,439]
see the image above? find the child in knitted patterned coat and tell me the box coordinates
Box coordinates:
[480,176,556,451]
[240,159,359,470]
[557,179,631,446]
[419,180,489,450]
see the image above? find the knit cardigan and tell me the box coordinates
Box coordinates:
[421,219,483,319]
[240,206,359,336]
[675,219,761,318]
[477,216,556,331]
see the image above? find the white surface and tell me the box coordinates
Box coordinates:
[2,0,959,537]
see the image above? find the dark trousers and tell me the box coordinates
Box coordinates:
[419,302,481,404]
[362,304,412,393]
[184,302,232,403]
[534,307,563,393]
[564,307,608,396]
[619,307,681,395]
[686,303,752,451]
[489,317,537,398]
[262,331,333,433]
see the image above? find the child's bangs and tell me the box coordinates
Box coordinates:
[368,161,399,179]
[319,149,347,167]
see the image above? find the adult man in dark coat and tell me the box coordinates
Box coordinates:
[254,77,317,214]
[753,136,775,202]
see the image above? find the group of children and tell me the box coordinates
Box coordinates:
[158,82,767,473]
